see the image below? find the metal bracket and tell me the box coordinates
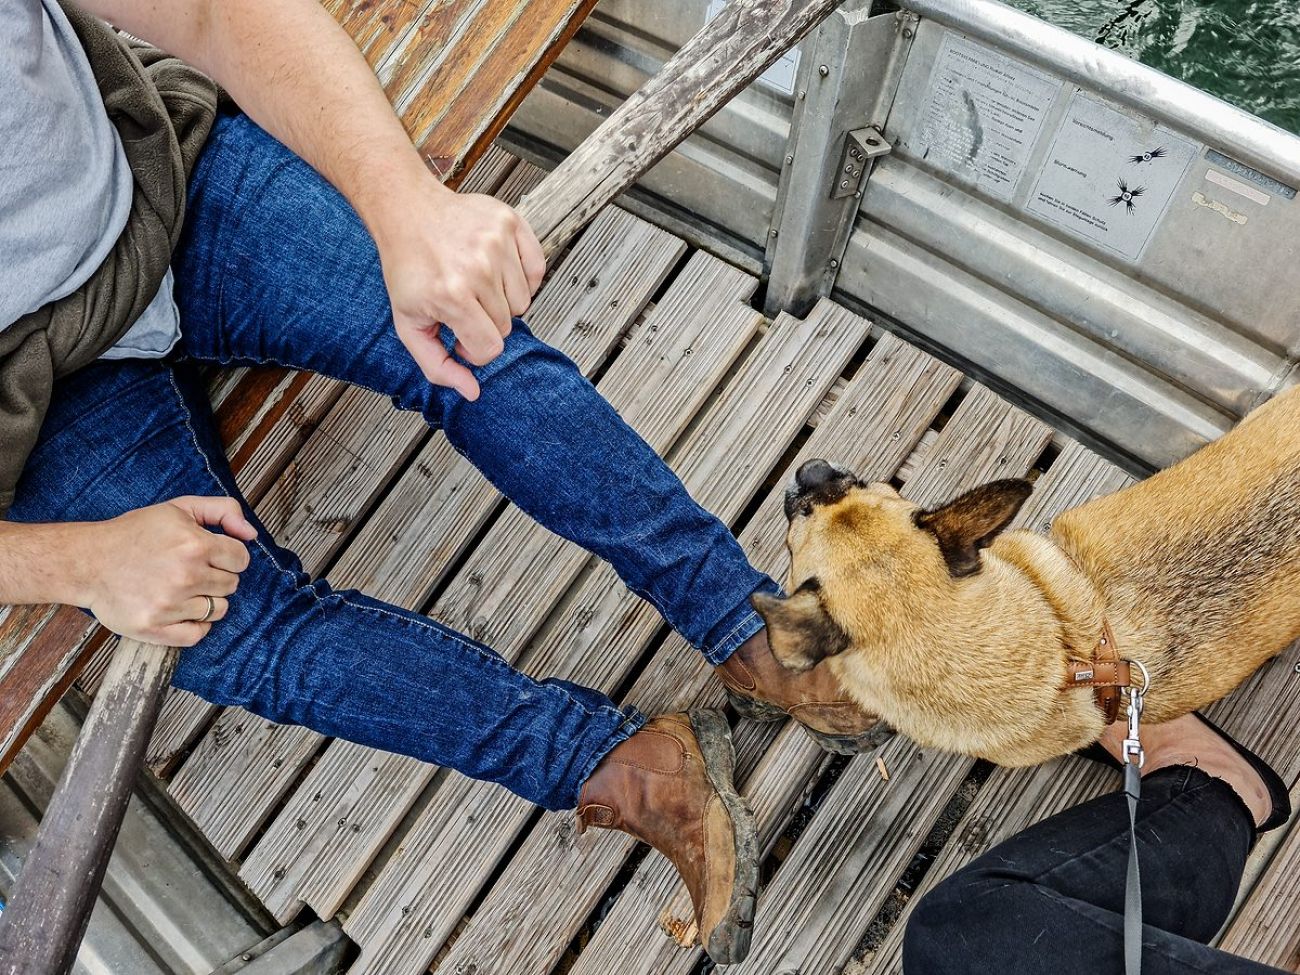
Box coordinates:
[831,127,891,199]
[762,4,910,318]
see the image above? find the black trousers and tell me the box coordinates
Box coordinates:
[903,766,1286,973]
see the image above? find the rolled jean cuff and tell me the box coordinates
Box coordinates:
[700,576,782,666]
[558,703,648,810]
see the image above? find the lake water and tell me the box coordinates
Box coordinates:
[1004,0,1300,134]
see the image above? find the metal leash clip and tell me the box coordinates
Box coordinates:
[1122,660,1151,768]
[1121,659,1152,975]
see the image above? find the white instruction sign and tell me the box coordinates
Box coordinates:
[912,33,1060,201]
[705,0,800,94]
[1025,92,1199,261]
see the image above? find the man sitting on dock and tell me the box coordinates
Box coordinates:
[0,0,880,962]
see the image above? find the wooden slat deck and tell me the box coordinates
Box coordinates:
[28,154,1300,973]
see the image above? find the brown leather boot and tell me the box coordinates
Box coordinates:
[716,629,892,754]
[576,710,758,964]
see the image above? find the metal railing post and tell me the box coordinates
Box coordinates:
[763,2,918,317]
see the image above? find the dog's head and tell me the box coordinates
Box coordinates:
[752,459,1032,672]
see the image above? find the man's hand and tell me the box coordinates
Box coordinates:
[80,0,548,400]
[375,180,545,401]
[80,497,258,647]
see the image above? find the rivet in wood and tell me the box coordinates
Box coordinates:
[903,27,915,38]
[785,153,794,165]
[337,818,347,827]
[296,818,306,829]
[829,259,839,269]
[401,906,411,916]
[770,229,779,238]
[818,64,829,77]
[840,179,849,188]
[1293,661,1300,675]
[272,868,285,880]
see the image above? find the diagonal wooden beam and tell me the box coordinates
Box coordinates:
[519,0,845,258]
[0,640,176,975]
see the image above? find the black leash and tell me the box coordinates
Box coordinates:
[1120,663,1150,975]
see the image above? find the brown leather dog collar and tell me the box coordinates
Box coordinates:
[1064,620,1133,723]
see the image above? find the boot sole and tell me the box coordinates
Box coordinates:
[726,688,895,756]
[687,708,759,966]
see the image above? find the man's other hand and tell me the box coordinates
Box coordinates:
[374,178,546,401]
[83,496,258,647]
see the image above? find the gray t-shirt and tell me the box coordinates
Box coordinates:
[1,0,181,358]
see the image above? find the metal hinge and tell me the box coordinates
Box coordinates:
[831,126,891,199]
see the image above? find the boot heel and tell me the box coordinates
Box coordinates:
[686,709,760,966]
[803,722,896,756]
[725,687,788,723]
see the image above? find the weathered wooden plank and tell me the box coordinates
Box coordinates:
[224,372,347,505]
[400,1,598,179]
[340,257,774,975]
[517,0,843,257]
[168,202,684,862]
[1016,440,1135,535]
[237,209,685,918]
[0,639,175,975]
[0,608,103,774]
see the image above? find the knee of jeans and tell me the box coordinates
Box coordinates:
[171,552,331,710]
[436,317,570,397]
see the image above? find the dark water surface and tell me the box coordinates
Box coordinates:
[1005,0,1300,134]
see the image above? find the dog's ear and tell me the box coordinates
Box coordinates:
[751,588,850,672]
[914,479,1033,577]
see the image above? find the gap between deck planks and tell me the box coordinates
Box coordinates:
[166,194,687,858]
[337,300,871,975]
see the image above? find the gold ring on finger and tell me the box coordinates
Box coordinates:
[197,594,216,623]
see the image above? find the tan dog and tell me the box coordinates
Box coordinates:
[752,386,1300,767]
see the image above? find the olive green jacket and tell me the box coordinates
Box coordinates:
[0,3,221,515]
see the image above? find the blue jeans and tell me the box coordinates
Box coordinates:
[9,113,775,811]
[904,766,1284,974]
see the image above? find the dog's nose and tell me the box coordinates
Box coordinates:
[796,459,840,492]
